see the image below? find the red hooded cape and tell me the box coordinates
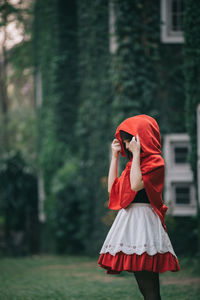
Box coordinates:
[108,114,168,231]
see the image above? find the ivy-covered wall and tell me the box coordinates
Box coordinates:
[183,0,200,214]
[111,0,186,136]
[183,0,200,251]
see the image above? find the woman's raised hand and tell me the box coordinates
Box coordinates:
[129,134,141,154]
[111,139,122,157]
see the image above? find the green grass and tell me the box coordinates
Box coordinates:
[0,254,199,300]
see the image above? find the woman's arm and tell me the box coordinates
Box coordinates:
[108,139,121,193]
[130,151,144,191]
[129,134,144,191]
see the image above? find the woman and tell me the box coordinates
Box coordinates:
[98,114,180,300]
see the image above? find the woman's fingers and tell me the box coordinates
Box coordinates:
[112,139,121,147]
[136,134,140,144]
[131,134,140,144]
[113,143,121,149]
[129,134,141,154]
[113,138,120,144]
[111,138,121,154]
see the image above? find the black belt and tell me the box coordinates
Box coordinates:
[131,188,150,204]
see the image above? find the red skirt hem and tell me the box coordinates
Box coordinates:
[98,251,180,274]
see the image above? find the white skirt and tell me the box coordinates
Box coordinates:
[100,203,177,257]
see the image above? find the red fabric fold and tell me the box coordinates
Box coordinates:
[98,251,180,274]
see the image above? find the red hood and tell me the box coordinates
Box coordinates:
[115,114,162,158]
[108,114,168,231]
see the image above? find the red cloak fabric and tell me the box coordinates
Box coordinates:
[108,114,168,231]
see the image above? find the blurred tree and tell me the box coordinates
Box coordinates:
[76,0,112,254]
[54,0,79,148]
[0,151,39,255]
[0,0,38,255]
[0,0,13,150]
[0,0,34,152]
[33,0,83,253]
[50,155,83,254]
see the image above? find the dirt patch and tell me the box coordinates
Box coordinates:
[39,261,97,270]
[73,272,127,283]
[161,277,200,286]
[88,274,200,285]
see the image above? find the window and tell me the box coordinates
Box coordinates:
[172,182,192,205]
[174,146,188,163]
[175,185,190,204]
[171,0,184,32]
[170,141,189,165]
[161,0,184,43]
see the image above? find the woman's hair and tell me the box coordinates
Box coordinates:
[120,130,133,142]
[120,130,133,160]
[120,130,143,160]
